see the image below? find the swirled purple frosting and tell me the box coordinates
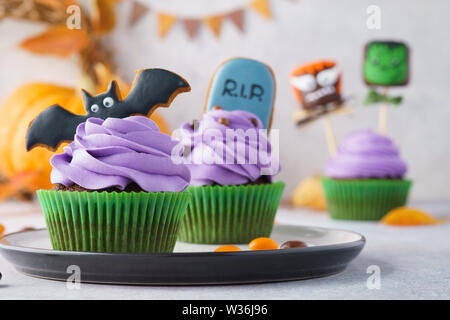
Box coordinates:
[50,116,190,192]
[177,109,280,186]
[324,130,407,179]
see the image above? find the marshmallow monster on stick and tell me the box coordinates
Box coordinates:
[363,40,410,134]
[289,60,346,156]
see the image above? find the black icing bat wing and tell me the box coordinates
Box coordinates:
[26,68,190,151]
[118,68,191,117]
[26,105,86,151]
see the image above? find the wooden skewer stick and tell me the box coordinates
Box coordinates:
[378,87,389,135]
[323,113,337,156]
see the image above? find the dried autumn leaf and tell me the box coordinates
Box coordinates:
[35,0,77,10]
[20,25,89,58]
[0,171,38,203]
[91,0,116,35]
[291,175,327,211]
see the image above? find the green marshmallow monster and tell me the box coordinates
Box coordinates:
[364,41,409,86]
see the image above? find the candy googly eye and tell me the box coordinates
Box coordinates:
[103,97,114,108]
[316,67,339,87]
[290,74,317,92]
[90,104,99,113]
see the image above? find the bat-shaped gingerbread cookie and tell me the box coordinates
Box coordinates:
[26,68,190,151]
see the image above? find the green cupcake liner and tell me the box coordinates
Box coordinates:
[177,182,285,244]
[322,178,412,220]
[37,190,191,253]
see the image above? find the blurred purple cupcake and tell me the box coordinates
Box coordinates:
[322,130,412,220]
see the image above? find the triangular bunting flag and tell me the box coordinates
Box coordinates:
[227,9,244,32]
[129,1,150,27]
[183,19,200,39]
[203,15,223,37]
[250,0,272,19]
[158,12,177,38]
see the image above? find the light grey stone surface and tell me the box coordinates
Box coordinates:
[1,201,449,300]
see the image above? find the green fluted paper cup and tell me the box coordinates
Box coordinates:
[178,182,285,244]
[36,190,191,253]
[322,178,412,220]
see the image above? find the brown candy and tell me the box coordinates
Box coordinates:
[218,117,229,126]
[212,105,223,110]
[250,117,259,127]
[189,119,199,130]
[280,240,308,249]
[20,227,36,232]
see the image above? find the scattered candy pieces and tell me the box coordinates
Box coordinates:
[381,207,440,226]
[215,239,309,253]
[249,237,279,250]
[19,226,36,232]
[280,240,308,249]
[214,245,241,252]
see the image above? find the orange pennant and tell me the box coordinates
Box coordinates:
[203,15,223,37]
[250,0,272,19]
[158,13,177,38]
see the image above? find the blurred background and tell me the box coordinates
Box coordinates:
[0,0,449,202]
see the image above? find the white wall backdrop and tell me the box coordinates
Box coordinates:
[0,0,449,201]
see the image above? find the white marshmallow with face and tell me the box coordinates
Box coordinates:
[316,67,339,87]
[290,67,340,107]
[290,73,316,93]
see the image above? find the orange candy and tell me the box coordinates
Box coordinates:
[381,207,439,226]
[249,237,279,250]
[0,224,5,236]
[214,245,241,252]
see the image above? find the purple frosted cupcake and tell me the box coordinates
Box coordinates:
[322,130,412,220]
[37,116,192,253]
[175,109,285,244]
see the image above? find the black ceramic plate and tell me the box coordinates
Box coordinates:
[0,225,365,285]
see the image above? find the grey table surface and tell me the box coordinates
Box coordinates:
[0,200,449,300]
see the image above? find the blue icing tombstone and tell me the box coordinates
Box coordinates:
[204,58,276,129]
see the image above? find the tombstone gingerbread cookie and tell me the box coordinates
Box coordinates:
[204,58,276,130]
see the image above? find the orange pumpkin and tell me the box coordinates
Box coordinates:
[0,82,170,194]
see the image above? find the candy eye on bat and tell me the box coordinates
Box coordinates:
[290,74,317,92]
[103,97,114,108]
[91,104,99,113]
[316,67,339,87]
